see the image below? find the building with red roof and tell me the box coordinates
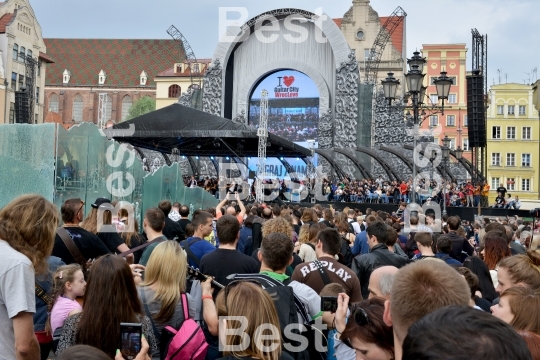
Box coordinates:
[0,0,52,124]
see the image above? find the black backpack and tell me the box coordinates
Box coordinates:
[338,236,353,268]
[230,274,326,360]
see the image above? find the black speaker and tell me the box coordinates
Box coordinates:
[14,90,30,124]
[466,74,486,147]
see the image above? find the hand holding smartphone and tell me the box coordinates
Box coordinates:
[120,323,142,360]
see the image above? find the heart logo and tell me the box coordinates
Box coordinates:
[283,76,295,87]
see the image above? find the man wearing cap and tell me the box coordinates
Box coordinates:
[52,198,111,265]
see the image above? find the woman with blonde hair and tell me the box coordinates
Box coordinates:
[138,241,198,360]
[496,250,540,293]
[0,195,59,359]
[81,197,133,263]
[216,281,291,360]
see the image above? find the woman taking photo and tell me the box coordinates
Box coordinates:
[56,255,158,357]
[334,293,394,360]
[138,241,197,359]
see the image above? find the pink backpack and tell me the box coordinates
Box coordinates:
[161,293,208,360]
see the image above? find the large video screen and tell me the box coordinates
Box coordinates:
[249,70,320,143]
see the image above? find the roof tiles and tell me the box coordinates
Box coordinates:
[0,12,13,33]
[44,39,181,86]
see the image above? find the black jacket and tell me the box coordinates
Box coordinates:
[162,217,186,241]
[446,231,474,262]
[352,243,411,299]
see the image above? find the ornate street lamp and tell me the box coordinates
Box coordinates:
[418,86,427,105]
[441,135,451,215]
[405,64,424,94]
[434,71,453,114]
[455,146,463,160]
[381,72,400,106]
[407,51,426,74]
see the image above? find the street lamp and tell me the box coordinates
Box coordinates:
[382,51,453,205]
[441,135,451,215]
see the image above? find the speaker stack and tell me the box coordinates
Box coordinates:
[466,72,486,147]
[14,90,30,124]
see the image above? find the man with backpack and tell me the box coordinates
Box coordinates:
[231,232,324,360]
[292,229,363,303]
[180,211,216,268]
[351,221,411,299]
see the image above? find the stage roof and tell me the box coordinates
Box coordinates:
[109,103,311,158]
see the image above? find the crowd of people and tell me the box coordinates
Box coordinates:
[250,113,319,143]
[1,193,539,360]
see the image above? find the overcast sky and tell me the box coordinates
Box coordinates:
[33,0,539,85]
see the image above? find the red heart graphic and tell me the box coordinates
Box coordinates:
[283,76,295,87]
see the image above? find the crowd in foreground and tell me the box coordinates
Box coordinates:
[0,193,539,360]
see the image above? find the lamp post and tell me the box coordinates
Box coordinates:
[441,135,451,215]
[382,52,453,204]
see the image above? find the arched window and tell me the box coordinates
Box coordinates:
[168,84,181,98]
[49,94,59,112]
[121,95,132,121]
[72,94,83,123]
[27,49,32,59]
[13,43,18,61]
[105,94,112,121]
[19,46,25,62]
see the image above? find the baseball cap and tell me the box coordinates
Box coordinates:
[91,197,111,209]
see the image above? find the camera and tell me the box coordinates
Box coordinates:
[321,296,338,313]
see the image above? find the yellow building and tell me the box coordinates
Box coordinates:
[155,60,210,110]
[487,83,540,203]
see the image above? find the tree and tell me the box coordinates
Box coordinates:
[126,97,156,121]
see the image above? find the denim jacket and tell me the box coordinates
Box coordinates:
[34,256,65,332]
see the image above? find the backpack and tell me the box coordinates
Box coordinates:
[143,291,208,360]
[338,236,353,268]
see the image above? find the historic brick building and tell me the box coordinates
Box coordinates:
[43,39,179,128]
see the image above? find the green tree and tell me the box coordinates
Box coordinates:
[125,97,156,120]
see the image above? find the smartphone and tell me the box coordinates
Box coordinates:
[321,296,338,313]
[120,323,142,360]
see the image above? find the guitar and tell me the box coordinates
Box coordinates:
[187,265,225,289]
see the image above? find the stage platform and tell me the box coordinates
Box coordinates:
[275,200,530,222]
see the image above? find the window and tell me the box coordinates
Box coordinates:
[507,178,515,191]
[192,63,200,73]
[9,103,14,124]
[49,94,59,112]
[522,179,531,192]
[27,49,32,59]
[36,87,39,104]
[492,126,501,139]
[168,85,181,98]
[507,153,515,166]
[463,138,469,151]
[364,49,371,61]
[121,95,132,121]
[497,105,504,115]
[446,115,455,126]
[491,177,500,189]
[448,94,457,104]
[11,72,17,90]
[18,74,24,89]
[463,115,468,127]
[72,94,83,123]
[507,127,515,139]
[492,153,500,166]
[37,61,41,77]
[429,95,438,105]
[522,154,531,167]
[429,115,438,126]
[508,105,515,115]
[519,105,526,115]
[19,46,25,62]
[105,94,112,121]
[523,127,531,140]
[449,138,456,150]
[12,43,18,61]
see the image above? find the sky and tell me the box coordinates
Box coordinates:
[32,0,539,86]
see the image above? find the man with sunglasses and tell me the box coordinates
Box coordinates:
[52,198,110,265]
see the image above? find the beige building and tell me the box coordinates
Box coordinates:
[0,0,51,124]
[336,0,406,90]
[154,59,211,110]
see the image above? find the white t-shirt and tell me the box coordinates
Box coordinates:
[0,240,35,360]
[288,280,321,321]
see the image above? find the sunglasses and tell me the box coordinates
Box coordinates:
[77,201,85,215]
[223,279,263,315]
[341,306,372,349]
